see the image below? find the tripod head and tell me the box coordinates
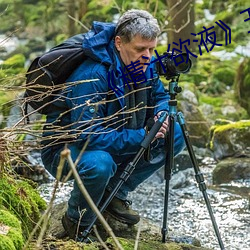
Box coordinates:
[168,76,182,100]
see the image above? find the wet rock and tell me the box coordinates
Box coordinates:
[46,202,210,250]
[213,157,250,184]
[179,100,211,148]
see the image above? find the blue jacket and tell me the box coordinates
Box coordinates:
[44,21,170,156]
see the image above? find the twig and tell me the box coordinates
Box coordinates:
[93,225,110,250]
[61,148,124,250]
[134,220,142,250]
[22,154,65,249]
[68,14,89,31]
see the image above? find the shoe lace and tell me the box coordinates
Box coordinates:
[123,199,132,209]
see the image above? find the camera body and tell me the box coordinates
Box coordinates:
[155,52,192,80]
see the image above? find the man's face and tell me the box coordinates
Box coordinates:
[115,35,157,72]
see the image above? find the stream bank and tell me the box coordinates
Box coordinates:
[38,153,250,250]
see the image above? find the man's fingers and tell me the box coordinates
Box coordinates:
[155,132,165,139]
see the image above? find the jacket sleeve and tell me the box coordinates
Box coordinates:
[65,62,146,156]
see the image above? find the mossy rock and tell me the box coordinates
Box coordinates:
[199,92,248,122]
[29,237,211,250]
[106,237,210,250]
[0,174,47,239]
[0,209,24,250]
[209,120,250,160]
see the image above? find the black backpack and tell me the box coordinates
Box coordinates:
[24,34,87,115]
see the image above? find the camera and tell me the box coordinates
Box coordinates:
[155,52,192,79]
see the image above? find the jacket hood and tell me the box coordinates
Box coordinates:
[82,21,116,66]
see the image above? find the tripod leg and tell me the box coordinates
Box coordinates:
[81,112,168,240]
[177,112,225,250]
[162,114,175,243]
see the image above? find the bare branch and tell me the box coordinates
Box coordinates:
[68,14,90,32]
[63,148,124,250]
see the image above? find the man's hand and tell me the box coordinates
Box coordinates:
[154,111,169,139]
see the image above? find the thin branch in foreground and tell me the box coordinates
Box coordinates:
[93,225,110,250]
[134,220,142,250]
[62,148,124,250]
[22,153,65,249]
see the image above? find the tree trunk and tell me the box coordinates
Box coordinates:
[78,0,88,20]
[167,0,196,52]
[67,0,77,36]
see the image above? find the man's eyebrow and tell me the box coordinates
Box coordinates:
[135,45,156,50]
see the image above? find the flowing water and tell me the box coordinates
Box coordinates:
[38,156,250,250]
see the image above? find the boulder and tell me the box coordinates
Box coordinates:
[179,100,211,148]
[209,120,250,160]
[42,201,211,250]
[213,157,250,184]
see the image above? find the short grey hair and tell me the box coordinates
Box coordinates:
[115,9,160,43]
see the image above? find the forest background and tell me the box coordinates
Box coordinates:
[0,0,250,125]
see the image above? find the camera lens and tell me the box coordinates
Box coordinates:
[174,53,192,74]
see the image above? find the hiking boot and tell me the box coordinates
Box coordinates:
[61,213,97,243]
[105,196,140,225]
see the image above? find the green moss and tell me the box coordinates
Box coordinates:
[7,228,24,249]
[199,95,224,107]
[0,235,16,250]
[213,67,235,86]
[0,209,21,229]
[1,54,25,69]
[0,175,47,239]
[0,54,26,86]
[106,237,208,250]
[213,120,250,133]
[0,209,24,249]
[209,120,250,151]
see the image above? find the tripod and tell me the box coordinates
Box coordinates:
[82,77,225,249]
[162,77,225,249]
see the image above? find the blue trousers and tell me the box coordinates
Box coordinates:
[41,123,185,226]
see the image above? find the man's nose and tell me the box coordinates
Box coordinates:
[142,49,151,60]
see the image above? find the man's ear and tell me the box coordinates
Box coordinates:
[115,36,122,51]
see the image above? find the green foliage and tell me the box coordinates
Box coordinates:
[199,89,248,121]
[184,53,240,95]
[213,67,235,86]
[199,95,224,107]
[196,0,250,49]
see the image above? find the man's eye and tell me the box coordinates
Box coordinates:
[136,48,144,52]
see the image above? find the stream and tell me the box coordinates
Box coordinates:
[38,155,250,250]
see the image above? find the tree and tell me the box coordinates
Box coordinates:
[166,0,196,51]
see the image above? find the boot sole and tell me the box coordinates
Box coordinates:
[105,210,140,225]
